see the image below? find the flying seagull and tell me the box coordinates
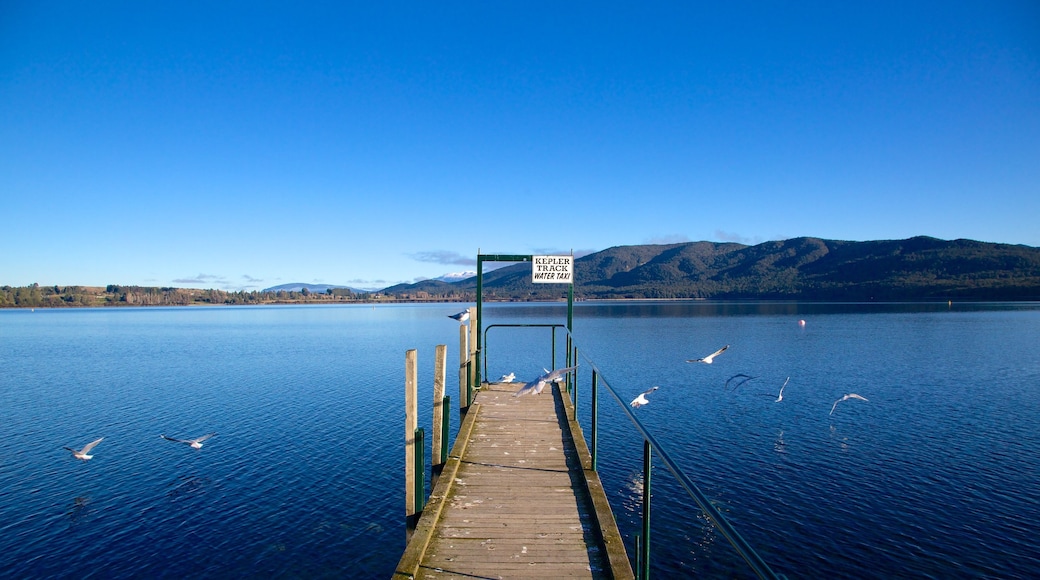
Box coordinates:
[725,373,756,390]
[830,394,868,415]
[161,433,216,449]
[498,372,516,383]
[448,310,470,322]
[686,345,729,364]
[630,386,659,408]
[514,366,578,397]
[64,437,104,461]
[775,377,790,402]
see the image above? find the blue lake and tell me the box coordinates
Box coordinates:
[2,302,1039,578]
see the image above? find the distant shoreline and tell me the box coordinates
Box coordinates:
[5,295,1038,310]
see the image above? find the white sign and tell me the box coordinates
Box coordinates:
[532,255,574,284]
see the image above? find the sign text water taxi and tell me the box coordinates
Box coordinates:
[532,255,574,283]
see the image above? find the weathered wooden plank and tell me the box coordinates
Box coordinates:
[397,380,633,580]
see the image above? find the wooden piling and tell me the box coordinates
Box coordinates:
[405,348,418,534]
[432,344,446,474]
[458,324,468,411]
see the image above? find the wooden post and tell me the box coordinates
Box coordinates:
[405,349,418,535]
[458,324,468,413]
[468,306,477,388]
[432,344,446,474]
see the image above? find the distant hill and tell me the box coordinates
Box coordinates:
[379,237,1040,301]
[262,283,368,294]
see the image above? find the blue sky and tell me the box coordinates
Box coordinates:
[2,2,1038,291]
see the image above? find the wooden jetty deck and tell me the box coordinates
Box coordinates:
[394,381,633,580]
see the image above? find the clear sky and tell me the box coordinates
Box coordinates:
[2,2,1038,291]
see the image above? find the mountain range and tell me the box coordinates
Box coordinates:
[378,236,1040,301]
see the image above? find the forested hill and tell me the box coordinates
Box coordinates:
[4,237,1039,307]
[388,236,1040,301]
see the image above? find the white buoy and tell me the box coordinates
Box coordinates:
[798,319,806,327]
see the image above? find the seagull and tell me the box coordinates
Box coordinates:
[830,393,868,415]
[64,437,104,461]
[160,433,216,449]
[725,373,756,390]
[448,310,470,322]
[498,372,516,383]
[630,386,659,408]
[686,345,729,364]
[514,366,577,397]
[775,377,790,402]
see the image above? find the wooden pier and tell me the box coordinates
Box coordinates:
[394,380,633,579]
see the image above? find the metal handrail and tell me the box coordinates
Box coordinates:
[576,340,783,580]
[482,323,567,383]
[483,324,783,579]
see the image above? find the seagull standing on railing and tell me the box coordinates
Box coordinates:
[448,310,470,322]
[830,393,868,415]
[630,386,659,408]
[64,437,104,461]
[686,345,729,364]
[161,433,216,449]
[513,366,577,397]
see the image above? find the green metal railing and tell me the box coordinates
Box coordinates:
[439,396,450,465]
[482,325,784,580]
[482,323,565,382]
[413,427,425,514]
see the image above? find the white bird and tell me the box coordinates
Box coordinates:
[686,345,729,364]
[448,310,470,322]
[775,377,790,402]
[161,433,216,449]
[499,372,516,383]
[830,393,868,415]
[64,437,104,461]
[630,386,659,408]
[514,366,577,397]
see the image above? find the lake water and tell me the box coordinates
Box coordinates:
[2,302,1039,578]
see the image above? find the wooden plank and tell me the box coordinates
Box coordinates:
[397,377,633,580]
[412,383,617,579]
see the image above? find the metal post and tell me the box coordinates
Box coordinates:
[591,370,599,471]
[476,255,483,387]
[414,427,425,514]
[466,360,473,407]
[551,327,557,371]
[440,396,450,464]
[566,257,573,333]
[565,335,572,394]
[641,439,652,580]
[636,534,643,580]
[572,345,578,407]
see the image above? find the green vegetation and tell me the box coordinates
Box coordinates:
[4,236,1039,308]
[0,284,371,308]
[390,236,1040,302]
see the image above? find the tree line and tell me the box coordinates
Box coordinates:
[0,284,383,308]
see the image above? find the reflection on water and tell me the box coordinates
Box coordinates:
[166,475,209,500]
[66,496,93,526]
[773,429,786,454]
